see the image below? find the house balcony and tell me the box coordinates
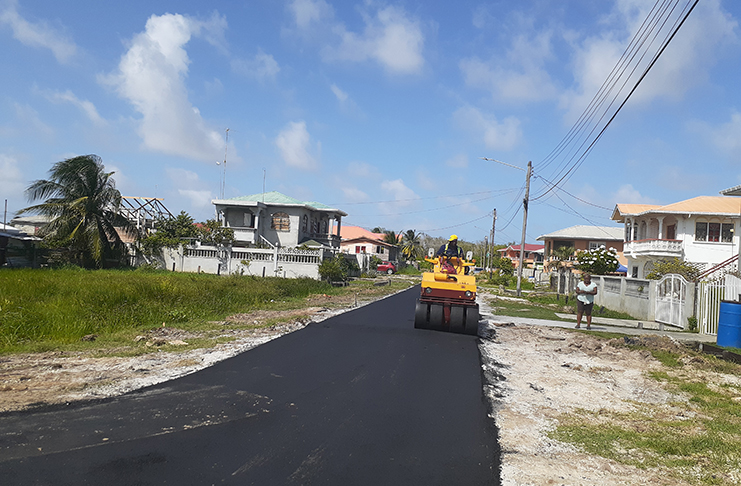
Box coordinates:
[625,239,682,259]
[231,227,257,244]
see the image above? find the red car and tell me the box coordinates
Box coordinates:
[377,261,397,274]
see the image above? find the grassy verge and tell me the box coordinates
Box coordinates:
[483,288,638,322]
[0,268,412,354]
[549,342,741,485]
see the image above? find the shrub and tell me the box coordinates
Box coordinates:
[575,246,619,275]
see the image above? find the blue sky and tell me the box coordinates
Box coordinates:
[1,0,740,244]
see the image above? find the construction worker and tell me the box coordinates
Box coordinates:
[436,234,464,259]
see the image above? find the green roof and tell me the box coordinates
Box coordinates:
[224,191,340,212]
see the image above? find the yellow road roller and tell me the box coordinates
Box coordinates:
[414,251,479,335]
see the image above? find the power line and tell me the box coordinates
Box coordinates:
[532,0,699,201]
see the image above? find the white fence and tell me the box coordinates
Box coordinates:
[697,274,741,335]
[161,245,331,279]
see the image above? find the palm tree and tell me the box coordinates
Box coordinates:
[18,155,137,268]
[401,229,422,261]
[383,230,399,246]
[551,245,576,271]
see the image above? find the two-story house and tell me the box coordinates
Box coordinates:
[212,191,347,249]
[497,243,544,269]
[612,196,741,278]
[537,225,625,271]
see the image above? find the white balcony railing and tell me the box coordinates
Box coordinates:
[625,239,682,257]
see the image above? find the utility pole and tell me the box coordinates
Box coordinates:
[489,209,496,273]
[516,161,532,297]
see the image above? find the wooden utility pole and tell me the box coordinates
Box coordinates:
[516,161,532,297]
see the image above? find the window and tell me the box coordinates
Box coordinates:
[302,215,308,233]
[271,212,290,231]
[589,241,606,251]
[376,246,384,254]
[355,246,361,254]
[696,222,734,242]
[243,211,253,227]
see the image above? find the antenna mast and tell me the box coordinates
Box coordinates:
[220,128,229,199]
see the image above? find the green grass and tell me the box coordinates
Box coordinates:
[550,347,741,485]
[486,291,639,322]
[0,268,411,354]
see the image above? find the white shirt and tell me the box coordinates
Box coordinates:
[577,281,597,304]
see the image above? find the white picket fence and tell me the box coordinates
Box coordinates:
[697,274,741,335]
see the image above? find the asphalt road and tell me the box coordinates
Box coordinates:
[0,286,500,485]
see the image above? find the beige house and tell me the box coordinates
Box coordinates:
[612,196,741,278]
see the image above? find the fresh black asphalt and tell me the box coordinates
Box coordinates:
[0,286,500,485]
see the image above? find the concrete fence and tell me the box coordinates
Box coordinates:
[160,245,333,279]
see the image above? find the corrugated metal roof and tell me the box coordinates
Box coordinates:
[613,196,741,221]
[215,191,346,215]
[537,225,623,241]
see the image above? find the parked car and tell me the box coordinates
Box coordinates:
[377,261,397,274]
[473,267,484,274]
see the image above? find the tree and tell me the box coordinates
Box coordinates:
[401,229,422,261]
[197,219,234,246]
[575,246,619,275]
[645,258,703,282]
[18,155,137,268]
[139,211,198,258]
[550,246,575,271]
[383,230,399,246]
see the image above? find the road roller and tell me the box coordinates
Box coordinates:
[414,250,480,335]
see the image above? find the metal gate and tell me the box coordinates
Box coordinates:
[655,274,687,328]
[697,274,741,335]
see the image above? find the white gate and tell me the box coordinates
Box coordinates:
[697,274,741,335]
[655,274,687,328]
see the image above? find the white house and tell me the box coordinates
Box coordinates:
[612,196,741,278]
[212,191,347,249]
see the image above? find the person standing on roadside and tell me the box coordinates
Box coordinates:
[575,273,598,330]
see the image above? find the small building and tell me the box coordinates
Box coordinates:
[212,191,347,249]
[0,223,41,267]
[339,226,398,261]
[497,243,544,269]
[537,225,625,271]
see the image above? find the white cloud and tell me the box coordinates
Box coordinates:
[13,103,54,139]
[287,0,333,30]
[341,186,369,202]
[165,167,214,208]
[700,111,741,157]
[231,49,280,81]
[178,189,213,208]
[43,89,105,125]
[347,161,380,180]
[445,153,468,169]
[380,179,418,208]
[101,13,227,162]
[330,83,348,102]
[460,31,558,102]
[0,154,25,200]
[275,121,319,170]
[0,0,76,63]
[321,5,425,75]
[560,0,737,120]
[453,106,522,150]
[613,184,657,204]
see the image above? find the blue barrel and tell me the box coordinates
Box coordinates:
[717,301,741,348]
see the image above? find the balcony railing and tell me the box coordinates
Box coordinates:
[625,239,682,257]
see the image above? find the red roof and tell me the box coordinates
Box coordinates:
[339,225,385,241]
[499,243,544,253]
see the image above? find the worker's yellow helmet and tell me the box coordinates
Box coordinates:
[449,234,458,241]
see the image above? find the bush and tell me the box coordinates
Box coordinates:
[645,258,702,281]
[318,254,359,283]
[575,246,619,275]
